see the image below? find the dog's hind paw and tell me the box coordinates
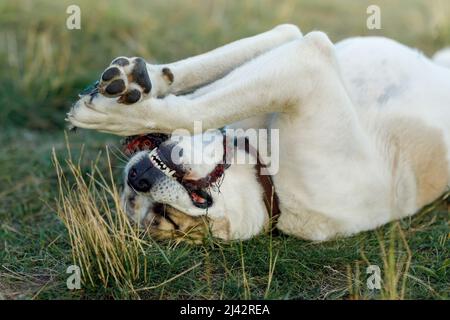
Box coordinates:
[99,56,152,104]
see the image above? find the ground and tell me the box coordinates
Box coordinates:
[0,0,449,299]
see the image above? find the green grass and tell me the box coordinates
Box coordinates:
[0,0,449,299]
[0,130,449,299]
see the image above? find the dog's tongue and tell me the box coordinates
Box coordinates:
[189,189,212,209]
[191,192,206,204]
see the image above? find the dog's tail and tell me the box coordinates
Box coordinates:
[433,48,450,69]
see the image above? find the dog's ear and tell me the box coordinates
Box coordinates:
[161,67,174,85]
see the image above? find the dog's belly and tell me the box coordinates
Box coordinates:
[336,36,450,208]
[270,37,450,239]
[336,37,450,116]
[273,113,449,240]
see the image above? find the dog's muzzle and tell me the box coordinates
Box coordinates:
[127,156,165,193]
[126,142,215,209]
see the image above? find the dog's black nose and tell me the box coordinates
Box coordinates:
[127,156,158,193]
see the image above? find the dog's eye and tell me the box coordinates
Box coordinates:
[150,217,160,227]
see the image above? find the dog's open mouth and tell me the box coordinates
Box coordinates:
[148,147,213,209]
[123,133,214,209]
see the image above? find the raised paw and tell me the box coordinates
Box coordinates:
[99,56,152,104]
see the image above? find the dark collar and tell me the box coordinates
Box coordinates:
[234,137,281,233]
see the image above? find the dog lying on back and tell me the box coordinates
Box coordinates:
[69,25,450,241]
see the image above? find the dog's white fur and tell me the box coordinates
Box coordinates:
[70,25,450,241]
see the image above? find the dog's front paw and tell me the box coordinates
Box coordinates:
[67,56,176,135]
[99,56,152,104]
[67,93,153,136]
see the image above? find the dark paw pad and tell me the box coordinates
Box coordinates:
[105,79,126,95]
[131,58,152,94]
[162,67,174,84]
[111,57,130,66]
[119,89,141,104]
[98,56,152,104]
[101,67,121,82]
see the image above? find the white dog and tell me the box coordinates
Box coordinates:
[68,25,450,241]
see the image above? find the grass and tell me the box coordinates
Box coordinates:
[0,0,449,299]
[52,139,147,297]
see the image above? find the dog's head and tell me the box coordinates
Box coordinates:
[121,130,232,241]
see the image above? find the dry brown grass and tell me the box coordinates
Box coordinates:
[52,138,148,296]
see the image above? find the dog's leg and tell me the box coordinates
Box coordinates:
[276,207,345,242]
[95,24,302,102]
[71,32,381,240]
[164,24,303,95]
[70,32,344,135]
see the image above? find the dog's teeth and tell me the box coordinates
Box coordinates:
[157,165,175,178]
[149,151,160,167]
[148,150,177,178]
